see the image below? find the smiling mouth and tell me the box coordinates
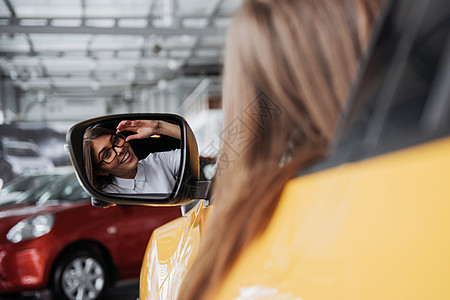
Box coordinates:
[121,152,130,164]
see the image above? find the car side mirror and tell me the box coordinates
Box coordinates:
[66,114,209,207]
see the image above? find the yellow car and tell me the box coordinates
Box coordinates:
[66,0,449,299]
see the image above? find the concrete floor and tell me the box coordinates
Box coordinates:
[2,279,139,300]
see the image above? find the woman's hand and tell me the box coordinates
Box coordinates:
[116,120,181,141]
[116,120,160,141]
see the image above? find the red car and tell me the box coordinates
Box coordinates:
[0,173,181,299]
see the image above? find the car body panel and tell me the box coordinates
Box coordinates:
[0,178,181,294]
[214,137,450,299]
[139,200,209,300]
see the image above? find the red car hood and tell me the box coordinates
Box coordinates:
[0,201,85,243]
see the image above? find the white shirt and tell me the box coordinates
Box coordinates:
[102,149,180,194]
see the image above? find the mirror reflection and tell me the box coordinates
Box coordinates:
[82,120,181,194]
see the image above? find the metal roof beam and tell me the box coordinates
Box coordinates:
[184,0,224,64]
[0,13,233,21]
[3,0,16,19]
[0,46,222,58]
[2,1,37,56]
[0,25,222,36]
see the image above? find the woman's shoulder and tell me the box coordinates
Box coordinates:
[143,149,180,161]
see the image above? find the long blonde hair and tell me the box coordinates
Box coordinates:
[179,0,385,299]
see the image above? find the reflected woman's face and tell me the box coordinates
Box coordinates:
[92,134,139,179]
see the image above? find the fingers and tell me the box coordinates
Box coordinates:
[124,134,139,142]
[116,120,135,134]
[124,132,148,142]
[115,120,156,140]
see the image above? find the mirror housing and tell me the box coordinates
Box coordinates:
[66,113,203,207]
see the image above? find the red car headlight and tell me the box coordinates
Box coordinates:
[6,214,55,243]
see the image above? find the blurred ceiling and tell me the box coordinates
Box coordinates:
[0,0,241,97]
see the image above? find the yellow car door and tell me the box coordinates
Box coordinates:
[140,200,210,300]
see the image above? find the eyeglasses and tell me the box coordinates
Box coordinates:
[97,134,126,165]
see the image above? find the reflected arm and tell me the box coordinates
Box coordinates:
[158,121,181,139]
[116,120,181,141]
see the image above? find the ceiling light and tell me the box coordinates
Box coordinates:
[157,79,168,90]
[162,0,179,27]
[89,58,99,71]
[91,80,100,91]
[181,35,193,43]
[9,70,18,80]
[123,90,133,101]
[146,72,156,80]
[30,69,38,80]
[127,69,136,81]
[37,90,46,102]
[167,59,182,71]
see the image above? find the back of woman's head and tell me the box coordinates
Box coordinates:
[83,126,116,190]
[223,0,382,163]
[179,0,385,299]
